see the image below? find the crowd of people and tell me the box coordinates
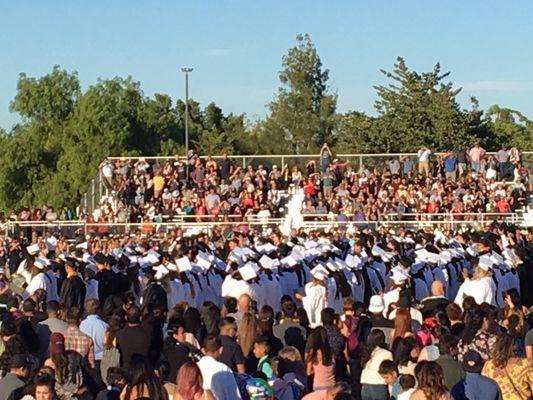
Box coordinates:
[3,144,529,227]
[0,219,531,399]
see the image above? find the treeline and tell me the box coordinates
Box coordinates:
[0,33,531,210]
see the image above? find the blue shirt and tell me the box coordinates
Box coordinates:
[444,156,457,172]
[80,314,109,361]
[451,372,502,400]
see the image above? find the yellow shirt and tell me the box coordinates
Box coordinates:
[482,358,533,400]
[153,175,165,192]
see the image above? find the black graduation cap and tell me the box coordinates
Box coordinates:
[93,253,109,265]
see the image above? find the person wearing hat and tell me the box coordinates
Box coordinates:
[0,353,28,400]
[450,350,502,400]
[59,258,86,318]
[367,295,394,346]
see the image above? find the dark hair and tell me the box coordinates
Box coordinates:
[125,305,141,324]
[320,308,336,326]
[224,297,237,314]
[201,302,221,337]
[438,334,459,356]
[183,307,201,335]
[492,333,516,369]
[253,336,270,353]
[360,329,387,367]
[46,300,60,314]
[460,307,484,345]
[296,308,310,331]
[22,299,36,313]
[104,314,125,349]
[281,299,296,319]
[123,355,166,400]
[378,359,398,375]
[106,367,125,387]
[306,327,333,366]
[33,372,56,395]
[258,305,275,335]
[203,335,222,354]
[399,374,416,390]
[219,317,237,331]
[417,362,448,400]
[393,337,418,367]
[445,302,462,321]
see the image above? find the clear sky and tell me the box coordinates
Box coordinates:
[1,1,533,130]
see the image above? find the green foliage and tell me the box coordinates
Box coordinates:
[258,34,337,153]
[0,36,530,211]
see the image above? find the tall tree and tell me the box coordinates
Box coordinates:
[259,34,337,153]
[374,57,472,152]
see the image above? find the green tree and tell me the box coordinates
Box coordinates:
[259,34,337,153]
[374,57,471,152]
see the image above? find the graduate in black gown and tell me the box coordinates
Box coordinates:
[59,258,86,317]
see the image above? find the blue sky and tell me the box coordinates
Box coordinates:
[1,1,533,130]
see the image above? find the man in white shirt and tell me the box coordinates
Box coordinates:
[197,336,242,400]
[417,146,432,176]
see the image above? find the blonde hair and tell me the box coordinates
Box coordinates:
[472,266,492,280]
[237,312,258,357]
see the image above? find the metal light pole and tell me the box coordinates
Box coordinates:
[181,67,193,180]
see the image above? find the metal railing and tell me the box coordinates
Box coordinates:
[78,151,533,214]
[1,212,524,239]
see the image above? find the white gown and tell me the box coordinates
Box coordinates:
[454,276,496,308]
[302,282,328,328]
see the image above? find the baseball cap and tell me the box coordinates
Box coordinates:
[462,350,484,373]
[49,332,66,356]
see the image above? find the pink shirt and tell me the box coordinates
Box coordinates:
[468,147,485,162]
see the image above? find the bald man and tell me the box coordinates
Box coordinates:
[227,294,252,327]
[420,280,451,318]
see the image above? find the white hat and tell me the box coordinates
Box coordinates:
[153,265,169,280]
[391,268,409,284]
[27,243,40,256]
[369,295,385,314]
[478,254,494,271]
[238,262,260,281]
[311,265,329,281]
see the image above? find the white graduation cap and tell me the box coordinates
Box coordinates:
[281,255,298,267]
[391,268,409,284]
[147,249,161,259]
[466,246,478,257]
[33,259,45,270]
[166,262,178,272]
[304,240,318,249]
[311,265,329,281]
[326,260,338,271]
[478,254,494,271]
[82,253,93,263]
[438,251,452,265]
[304,248,321,260]
[291,246,306,261]
[500,234,510,249]
[490,251,504,265]
[176,257,192,272]
[371,244,385,257]
[46,237,58,251]
[27,243,40,256]
[196,257,212,270]
[345,254,362,270]
[37,257,51,266]
[255,242,277,254]
[238,262,260,281]
[334,257,348,270]
[140,253,159,266]
[259,255,276,269]
[76,242,88,251]
[128,255,139,265]
[85,263,98,273]
[153,265,170,280]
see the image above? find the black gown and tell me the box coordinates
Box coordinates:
[59,275,87,315]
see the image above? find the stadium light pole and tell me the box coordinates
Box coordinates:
[181,67,193,179]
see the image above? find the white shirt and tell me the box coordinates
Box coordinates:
[417,149,431,162]
[302,282,327,328]
[454,276,496,308]
[25,272,48,299]
[197,356,242,400]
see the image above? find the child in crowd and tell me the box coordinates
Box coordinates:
[96,367,126,400]
[254,337,273,378]
[397,374,416,400]
[378,360,400,400]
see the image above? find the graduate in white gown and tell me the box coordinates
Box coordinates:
[454,257,496,308]
[298,266,329,328]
